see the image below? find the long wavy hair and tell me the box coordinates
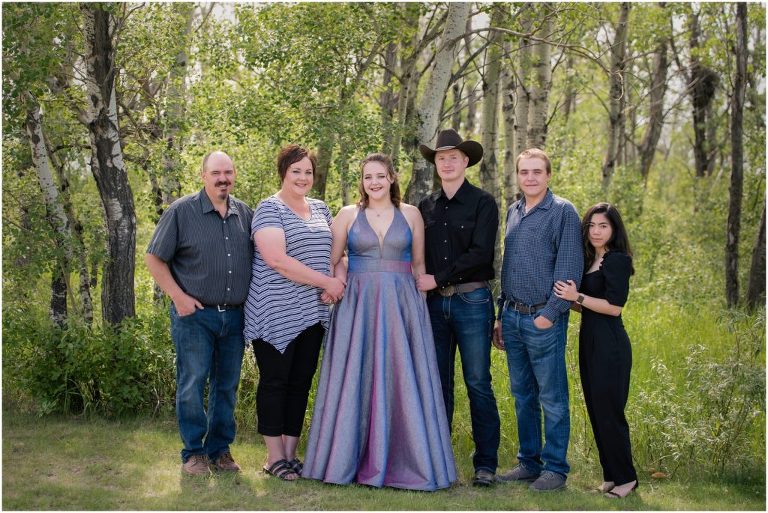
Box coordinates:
[357,153,401,208]
[582,202,634,274]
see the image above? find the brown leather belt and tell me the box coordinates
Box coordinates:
[503,299,546,314]
[436,281,488,298]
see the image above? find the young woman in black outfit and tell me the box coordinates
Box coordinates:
[553,202,638,499]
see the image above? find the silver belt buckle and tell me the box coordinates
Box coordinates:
[438,285,456,297]
[217,304,227,312]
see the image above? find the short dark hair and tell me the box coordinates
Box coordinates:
[515,148,552,174]
[582,202,634,274]
[358,153,401,208]
[277,144,316,182]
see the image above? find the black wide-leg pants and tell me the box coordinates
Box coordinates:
[579,327,638,485]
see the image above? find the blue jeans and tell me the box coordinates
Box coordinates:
[170,304,245,463]
[427,287,500,473]
[502,308,570,476]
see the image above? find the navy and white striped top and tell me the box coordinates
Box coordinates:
[244,195,333,353]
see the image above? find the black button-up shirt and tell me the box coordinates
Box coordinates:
[418,179,499,287]
[147,188,254,306]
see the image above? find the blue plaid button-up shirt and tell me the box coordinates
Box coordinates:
[498,189,583,323]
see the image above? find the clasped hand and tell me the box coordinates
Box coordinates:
[553,279,578,301]
[415,274,437,292]
[321,276,346,304]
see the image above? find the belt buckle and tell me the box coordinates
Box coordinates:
[438,285,456,297]
[511,301,527,313]
[217,304,226,312]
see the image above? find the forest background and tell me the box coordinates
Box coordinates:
[1,2,766,510]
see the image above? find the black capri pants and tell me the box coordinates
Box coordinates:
[252,323,324,437]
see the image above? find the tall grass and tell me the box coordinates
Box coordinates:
[424,301,764,484]
[3,298,764,485]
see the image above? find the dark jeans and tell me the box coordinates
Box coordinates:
[252,323,324,437]
[427,288,500,473]
[502,308,570,477]
[170,304,245,463]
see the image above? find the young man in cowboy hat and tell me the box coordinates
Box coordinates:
[416,128,501,487]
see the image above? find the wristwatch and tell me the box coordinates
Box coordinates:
[576,294,585,305]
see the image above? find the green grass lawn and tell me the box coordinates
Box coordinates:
[2,411,764,511]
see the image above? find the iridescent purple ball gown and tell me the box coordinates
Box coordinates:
[302,207,457,491]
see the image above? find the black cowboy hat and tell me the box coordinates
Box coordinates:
[419,128,484,167]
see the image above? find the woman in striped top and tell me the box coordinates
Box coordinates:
[244,144,345,481]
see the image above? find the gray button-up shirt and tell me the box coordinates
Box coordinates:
[147,188,254,306]
[499,189,583,322]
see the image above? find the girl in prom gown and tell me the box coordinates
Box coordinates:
[302,153,457,491]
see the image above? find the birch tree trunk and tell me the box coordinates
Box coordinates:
[746,205,766,310]
[601,2,630,191]
[480,5,504,284]
[725,2,747,308]
[514,8,532,160]
[463,22,477,135]
[49,147,94,325]
[451,81,462,129]
[563,54,577,124]
[338,143,351,206]
[380,41,398,155]
[24,95,70,327]
[313,131,336,200]
[81,4,136,325]
[391,3,422,169]
[465,85,477,135]
[480,6,503,207]
[639,36,669,181]
[617,57,629,168]
[405,2,470,203]
[161,3,195,210]
[527,6,552,149]
[501,40,519,209]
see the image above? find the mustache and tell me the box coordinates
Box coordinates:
[214,180,231,187]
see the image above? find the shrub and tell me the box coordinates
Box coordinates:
[3,310,176,417]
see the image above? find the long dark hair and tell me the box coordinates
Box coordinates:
[357,153,401,208]
[582,202,634,274]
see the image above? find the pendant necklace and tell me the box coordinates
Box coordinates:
[369,206,393,217]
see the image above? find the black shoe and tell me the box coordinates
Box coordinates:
[287,458,303,475]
